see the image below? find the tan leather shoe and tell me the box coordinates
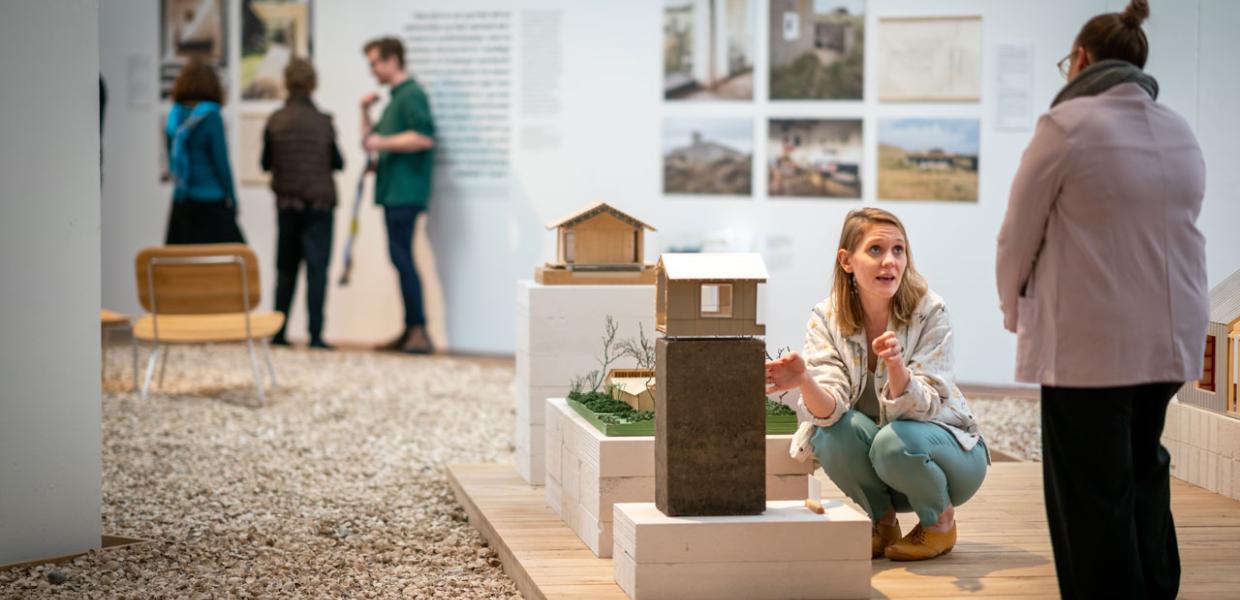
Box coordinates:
[884,523,956,561]
[872,520,902,559]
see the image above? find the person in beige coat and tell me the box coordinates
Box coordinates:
[996,1,1207,597]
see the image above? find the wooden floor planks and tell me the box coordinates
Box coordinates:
[447,462,1240,599]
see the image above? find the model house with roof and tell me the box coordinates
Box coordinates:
[606,368,655,411]
[655,252,768,338]
[535,202,656,285]
[654,252,769,517]
[1179,269,1240,415]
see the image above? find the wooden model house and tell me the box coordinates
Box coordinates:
[607,368,655,411]
[655,253,767,338]
[536,202,657,285]
[1179,269,1240,415]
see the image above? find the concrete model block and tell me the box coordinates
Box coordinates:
[546,398,815,558]
[613,501,871,600]
[656,337,766,516]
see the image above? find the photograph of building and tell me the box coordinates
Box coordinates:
[663,0,754,101]
[663,118,753,196]
[768,118,862,198]
[240,0,312,101]
[768,0,864,100]
[878,117,979,202]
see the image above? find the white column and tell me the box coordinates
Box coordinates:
[0,0,102,567]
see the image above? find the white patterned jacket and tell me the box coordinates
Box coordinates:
[797,289,984,452]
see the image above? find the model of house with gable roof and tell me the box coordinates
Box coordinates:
[1179,268,1240,415]
[655,253,768,338]
[535,202,657,285]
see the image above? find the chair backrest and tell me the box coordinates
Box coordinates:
[134,244,261,314]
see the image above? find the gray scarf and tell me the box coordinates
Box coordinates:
[1051,59,1159,107]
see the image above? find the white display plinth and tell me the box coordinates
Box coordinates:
[613,501,871,600]
[546,398,815,557]
[514,280,656,485]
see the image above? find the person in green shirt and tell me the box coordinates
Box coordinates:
[361,36,436,354]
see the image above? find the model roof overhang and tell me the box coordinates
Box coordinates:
[1210,269,1240,326]
[658,253,768,281]
[546,202,656,231]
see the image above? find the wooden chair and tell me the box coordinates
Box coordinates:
[133,244,284,403]
[100,308,138,390]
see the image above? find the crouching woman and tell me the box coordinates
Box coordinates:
[765,208,988,561]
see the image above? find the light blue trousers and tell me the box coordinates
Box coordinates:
[811,410,988,526]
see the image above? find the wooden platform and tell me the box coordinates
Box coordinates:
[448,462,1240,599]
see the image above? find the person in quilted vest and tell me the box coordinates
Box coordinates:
[262,57,343,349]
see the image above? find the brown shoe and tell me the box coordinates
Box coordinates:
[401,325,434,355]
[872,520,902,559]
[884,523,956,561]
[379,327,409,351]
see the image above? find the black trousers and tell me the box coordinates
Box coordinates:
[273,209,333,342]
[1041,382,1182,600]
[165,200,245,245]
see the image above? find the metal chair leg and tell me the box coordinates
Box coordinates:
[141,344,162,400]
[157,344,172,388]
[130,331,139,392]
[246,338,267,405]
[261,339,277,387]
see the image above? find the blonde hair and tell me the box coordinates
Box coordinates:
[830,208,928,337]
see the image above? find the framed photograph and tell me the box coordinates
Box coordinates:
[664,0,754,101]
[877,118,979,202]
[239,112,270,186]
[160,0,228,99]
[663,118,753,196]
[241,0,313,101]
[768,119,862,199]
[768,0,864,101]
[877,16,982,102]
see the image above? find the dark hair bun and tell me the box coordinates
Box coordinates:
[1121,0,1149,28]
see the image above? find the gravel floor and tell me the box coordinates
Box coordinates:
[0,343,1040,598]
[2,344,521,599]
[968,396,1042,462]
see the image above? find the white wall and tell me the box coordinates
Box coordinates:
[0,1,102,566]
[99,0,1240,385]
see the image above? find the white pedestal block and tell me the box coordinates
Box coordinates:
[515,280,655,485]
[613,501,871,600]
[1163,399,1240,501]
[546,398,816,557]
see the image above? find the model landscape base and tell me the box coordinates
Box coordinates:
[546,397,814,557]
[612,501,871,600]
[515,280,655,484]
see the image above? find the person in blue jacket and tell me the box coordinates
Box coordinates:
[164,59,244,244]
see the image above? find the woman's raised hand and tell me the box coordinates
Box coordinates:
[765,351,807,394]
[872,331,905,366]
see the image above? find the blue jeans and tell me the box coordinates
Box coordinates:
[384,205,425,327]
[811,410,988,526]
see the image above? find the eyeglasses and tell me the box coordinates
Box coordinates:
[1057,52,1073,80]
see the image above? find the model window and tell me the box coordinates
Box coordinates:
[700,283,732,318]
[1197,335,1216,393]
